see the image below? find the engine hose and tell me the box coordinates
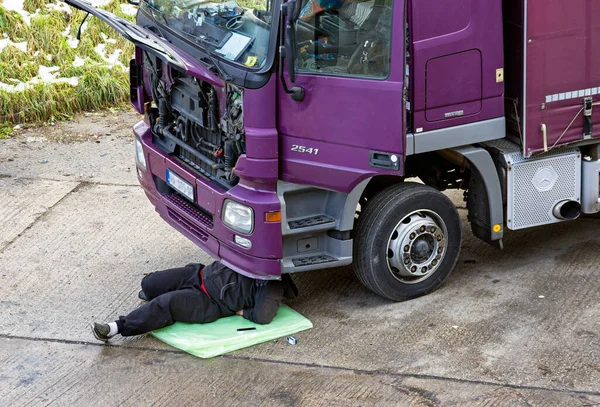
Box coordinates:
[158,98,169,131]
[186,118,192,142]
[224,140,235,171]
[176,116,187,141]
[208,90,219,132]
[234,140,244,156]
[191,123,202,145]
[199,138,219,150]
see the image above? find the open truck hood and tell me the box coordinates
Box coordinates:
[65,0,223,87]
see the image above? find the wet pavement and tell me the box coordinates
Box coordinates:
[0,113,598,406]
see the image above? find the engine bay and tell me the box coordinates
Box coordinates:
[144,54,245,190]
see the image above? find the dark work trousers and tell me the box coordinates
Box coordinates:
[117,265,222,336]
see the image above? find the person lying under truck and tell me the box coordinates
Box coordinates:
[92,261,298,342]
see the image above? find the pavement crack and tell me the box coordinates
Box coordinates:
[0,181,84,254]
[1,333,599,398]
[14,176,138,187]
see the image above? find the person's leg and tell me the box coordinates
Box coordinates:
[140,265,201,300]
[116,289,221,337]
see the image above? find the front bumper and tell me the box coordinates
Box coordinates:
[133,121,283,279]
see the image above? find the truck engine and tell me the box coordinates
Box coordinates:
[144,54,244,190]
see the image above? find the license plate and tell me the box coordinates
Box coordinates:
[166,169,194,202]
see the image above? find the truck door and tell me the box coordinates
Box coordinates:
[276,0,405,193]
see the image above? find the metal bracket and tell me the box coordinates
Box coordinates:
[584,97,593,140]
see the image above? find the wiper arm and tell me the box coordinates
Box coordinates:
[141,0,168,25]
[139,0,231,82]
[195,35,233,82]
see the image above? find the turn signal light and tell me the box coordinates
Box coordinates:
[265,211,281,223]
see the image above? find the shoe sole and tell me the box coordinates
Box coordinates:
[90,324,109,343]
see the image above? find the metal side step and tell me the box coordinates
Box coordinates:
[292,254,338,267]
[288,214,336,230]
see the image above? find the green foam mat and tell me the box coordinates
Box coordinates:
[151,304,312,358]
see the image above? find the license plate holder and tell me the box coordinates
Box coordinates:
[166,169,195,202]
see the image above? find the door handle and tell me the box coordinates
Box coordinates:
[369,151,400,170]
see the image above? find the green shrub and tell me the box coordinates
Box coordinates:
[0,0,135,124]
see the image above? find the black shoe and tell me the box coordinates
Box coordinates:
[91,322,111,342]
[138,290,149,301]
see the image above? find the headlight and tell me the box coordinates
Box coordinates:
[222,200,254,234]
[134,138,147,170]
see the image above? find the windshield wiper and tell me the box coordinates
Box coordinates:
[141,0,168,25]
[140,0,232,82]
[195,36,233,82]
[141,0,169,40]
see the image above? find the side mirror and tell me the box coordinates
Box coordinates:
[279,0,305,101]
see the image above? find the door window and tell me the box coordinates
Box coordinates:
[295,0,394,78]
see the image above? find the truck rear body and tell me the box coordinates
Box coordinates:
[504,0,600,156]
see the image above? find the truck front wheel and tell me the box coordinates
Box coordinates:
[354,183,462,301]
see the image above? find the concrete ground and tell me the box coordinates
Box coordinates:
[0,111,598,406]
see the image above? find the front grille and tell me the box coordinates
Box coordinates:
[163,192,214,229]
[167,208,209,242]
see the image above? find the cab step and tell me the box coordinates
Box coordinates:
[288,214,336,230]
[291,254,338,267]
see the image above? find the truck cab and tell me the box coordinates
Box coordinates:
[65,0,599,301]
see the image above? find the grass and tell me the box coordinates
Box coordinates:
[0,121,12,138]
[0,0,269,128]
[0,0,135,125]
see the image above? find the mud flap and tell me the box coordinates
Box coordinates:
[467,167,502,248]
[452,145,504,249]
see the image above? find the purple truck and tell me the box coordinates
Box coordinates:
[66,0,599,301]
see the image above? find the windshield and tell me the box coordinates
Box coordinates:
[141,0,274,69]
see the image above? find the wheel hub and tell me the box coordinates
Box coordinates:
[387,211,448,284]
[410,235,435,263]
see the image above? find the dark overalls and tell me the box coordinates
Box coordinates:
[116,262,297,336]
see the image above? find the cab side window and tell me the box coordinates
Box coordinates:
[295,0,393,78]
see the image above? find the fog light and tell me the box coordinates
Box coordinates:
[234,235,252,249]
[222,199,254,234]
[134,137,146,170]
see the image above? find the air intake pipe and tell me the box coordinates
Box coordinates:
[552,200,581,220]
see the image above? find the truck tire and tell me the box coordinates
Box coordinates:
[353,182,462,301]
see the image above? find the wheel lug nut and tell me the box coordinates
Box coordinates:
[420,226,426,233]
[421,267,427,273]
[438,248,443,254]
[429,226,436,233]
[404,245,410,252]
[437,235,443,241]
[432,259,438,266]
[410,233,416,240]
[411,266,417,273]
[404,259,410,265]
